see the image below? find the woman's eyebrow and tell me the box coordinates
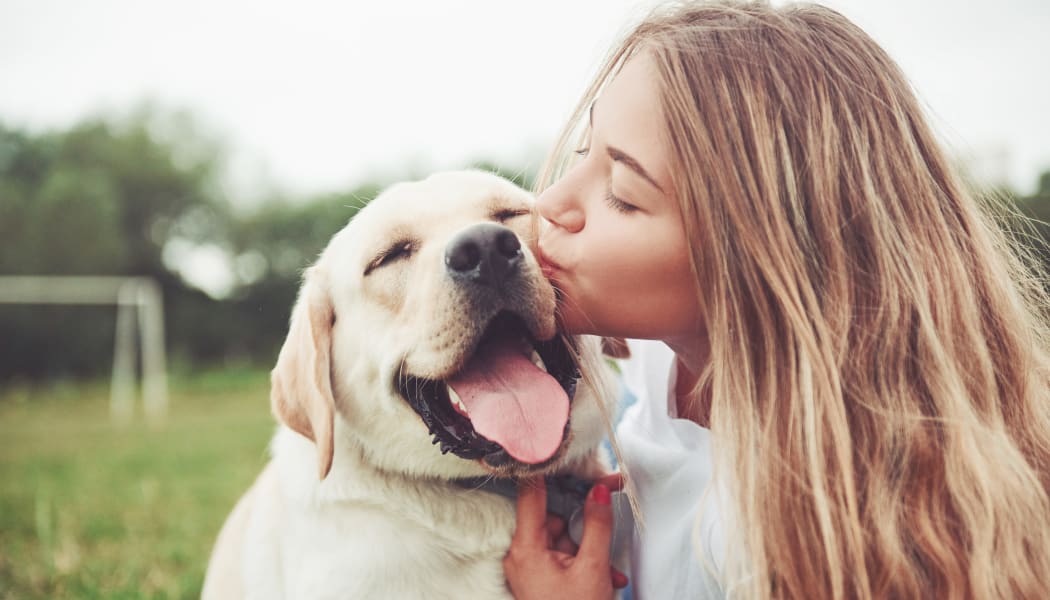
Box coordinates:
[606,145,664,193]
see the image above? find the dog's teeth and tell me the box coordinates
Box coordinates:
[447,387,469,415]
[530,349,547,372]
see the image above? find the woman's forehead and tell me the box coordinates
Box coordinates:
[591,52,672,192]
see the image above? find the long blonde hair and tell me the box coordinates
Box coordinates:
[538,2,1050,598]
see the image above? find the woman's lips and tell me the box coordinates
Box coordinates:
[540,261,560,279]
[536,246,564,279]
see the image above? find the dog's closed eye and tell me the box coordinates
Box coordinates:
[365,240,415,276]
[491,208,530,222]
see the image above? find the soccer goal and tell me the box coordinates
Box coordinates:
[0,276,168,425]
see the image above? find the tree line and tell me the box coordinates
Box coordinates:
[0,109,1045,381]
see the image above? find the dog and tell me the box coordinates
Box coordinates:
[201,170,617,599]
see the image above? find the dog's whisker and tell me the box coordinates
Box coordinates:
[548,281,599,332]
[464,472,500,492]
[343,192,373,212]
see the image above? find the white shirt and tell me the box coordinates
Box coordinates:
[616,338,729,599]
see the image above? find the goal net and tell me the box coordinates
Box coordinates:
[0,276,168,424]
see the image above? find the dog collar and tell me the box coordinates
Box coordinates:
[453,473,633,553]
[452,473,591,526]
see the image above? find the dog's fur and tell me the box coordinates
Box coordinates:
[201,170,615,599]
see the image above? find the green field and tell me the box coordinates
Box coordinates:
[0,369,276,600]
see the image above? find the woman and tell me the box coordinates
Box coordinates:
[503,2,1050,599]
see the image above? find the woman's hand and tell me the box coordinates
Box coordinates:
[503,474,628,599]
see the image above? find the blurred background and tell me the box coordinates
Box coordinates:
[1,0,1048,598]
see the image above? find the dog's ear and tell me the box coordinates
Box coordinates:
[271,266,336,480]
[601,337,631,359]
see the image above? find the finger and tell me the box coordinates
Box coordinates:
[513,477,548,548]
[595,472,624,492]
[576,483,614,564]
[611,567,630,589]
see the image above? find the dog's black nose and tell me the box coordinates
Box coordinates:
[445,223,522,286]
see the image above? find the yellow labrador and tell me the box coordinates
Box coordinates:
[201,170,615,599]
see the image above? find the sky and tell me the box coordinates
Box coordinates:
[2,0,1049,205]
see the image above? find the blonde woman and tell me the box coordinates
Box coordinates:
[502,2,1050,599]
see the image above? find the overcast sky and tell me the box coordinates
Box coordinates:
[2,0,1048,203]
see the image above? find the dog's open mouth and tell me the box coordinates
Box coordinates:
[396,311,580,468]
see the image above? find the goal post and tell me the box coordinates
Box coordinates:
[0,275,168,425]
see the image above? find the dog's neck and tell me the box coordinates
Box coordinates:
[452,474,592,524]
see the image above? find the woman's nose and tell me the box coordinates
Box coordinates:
[536,179,584,233]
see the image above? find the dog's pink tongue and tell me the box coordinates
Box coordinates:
[447,338,568,464]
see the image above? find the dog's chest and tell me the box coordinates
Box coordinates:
[282,491,517,599]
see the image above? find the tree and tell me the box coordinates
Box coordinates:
[0,110,231,379]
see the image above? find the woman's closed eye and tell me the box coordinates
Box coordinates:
[573,143,640,213]
[605,188,638,214]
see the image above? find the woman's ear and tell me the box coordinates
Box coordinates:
[270,266,336,480]
[601,337,631,359]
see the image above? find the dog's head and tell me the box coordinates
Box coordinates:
[271,170,611,481]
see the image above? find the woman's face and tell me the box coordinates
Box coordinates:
[537,51,701,340]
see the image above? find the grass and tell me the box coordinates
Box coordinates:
[0,368,276,600]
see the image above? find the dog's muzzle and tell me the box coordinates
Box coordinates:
[394,221,578,473]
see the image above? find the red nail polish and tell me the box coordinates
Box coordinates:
[592,483,611,505]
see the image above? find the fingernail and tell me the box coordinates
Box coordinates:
[612,570,629,588]
[591,483,610,505]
